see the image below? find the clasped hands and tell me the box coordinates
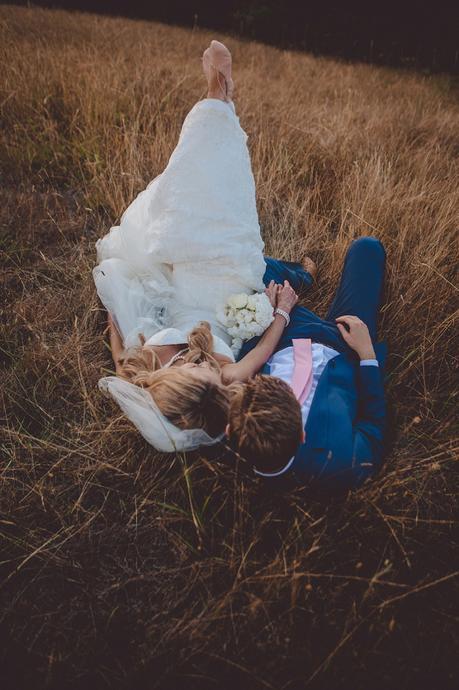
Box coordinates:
[264,279,298,314]
[264,281,375,361]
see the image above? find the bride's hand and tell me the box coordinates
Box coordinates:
[264,279,281,309]
[276,280,299,313]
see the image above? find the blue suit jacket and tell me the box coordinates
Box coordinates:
[237,258,387,492]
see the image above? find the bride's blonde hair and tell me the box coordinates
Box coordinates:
[118,322,228,436]
[119,321,220,378]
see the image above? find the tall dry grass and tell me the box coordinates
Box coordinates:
[1,5,458,689]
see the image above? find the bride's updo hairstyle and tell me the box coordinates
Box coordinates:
[184,322,220,371]
[119,321,220,380]
[118,322,227,436]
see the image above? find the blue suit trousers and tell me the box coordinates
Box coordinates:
[239,236,386,359]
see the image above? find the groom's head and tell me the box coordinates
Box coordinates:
[227,375,304,474]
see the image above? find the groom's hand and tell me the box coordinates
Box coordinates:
[264,280,299,313]
[277,280,299,313]
[264,279,280,308]
[336,315,376,360]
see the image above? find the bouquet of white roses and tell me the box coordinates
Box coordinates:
[217,292,274,355]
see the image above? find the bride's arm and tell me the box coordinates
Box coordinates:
[107,313,126,376]
[221,282,298,383]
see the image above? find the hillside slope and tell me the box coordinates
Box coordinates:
[1,5,458,690]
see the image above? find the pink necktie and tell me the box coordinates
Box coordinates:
[291,339,313,404]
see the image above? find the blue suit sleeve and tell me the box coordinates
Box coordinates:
[298,362,387,492]
[263,257,314,293]
[351,365,386,486]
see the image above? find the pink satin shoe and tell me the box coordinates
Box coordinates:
[202,39,234,102]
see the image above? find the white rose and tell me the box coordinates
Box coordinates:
[228,293,248,310]
[247,294,258,311]
[255,293,274,326]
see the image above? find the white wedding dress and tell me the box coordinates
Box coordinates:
[93,97,266,362]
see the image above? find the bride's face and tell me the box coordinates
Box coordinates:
[179,361,221,385]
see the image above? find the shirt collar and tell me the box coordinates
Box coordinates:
[253,455,295,478]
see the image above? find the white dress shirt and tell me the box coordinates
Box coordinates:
[254,344,379,477]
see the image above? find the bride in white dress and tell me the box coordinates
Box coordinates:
[94,41,299,452]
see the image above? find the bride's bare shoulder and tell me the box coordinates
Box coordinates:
[211,353,236,382]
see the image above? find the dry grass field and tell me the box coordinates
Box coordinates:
[1,4,458,689]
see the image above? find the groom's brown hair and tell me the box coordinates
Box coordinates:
[228,375,303,473]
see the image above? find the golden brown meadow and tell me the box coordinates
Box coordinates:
[1,5,458,689]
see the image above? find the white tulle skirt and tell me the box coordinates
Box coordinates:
[93,97,266,348]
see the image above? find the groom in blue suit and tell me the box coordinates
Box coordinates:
[233,237,387,492]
